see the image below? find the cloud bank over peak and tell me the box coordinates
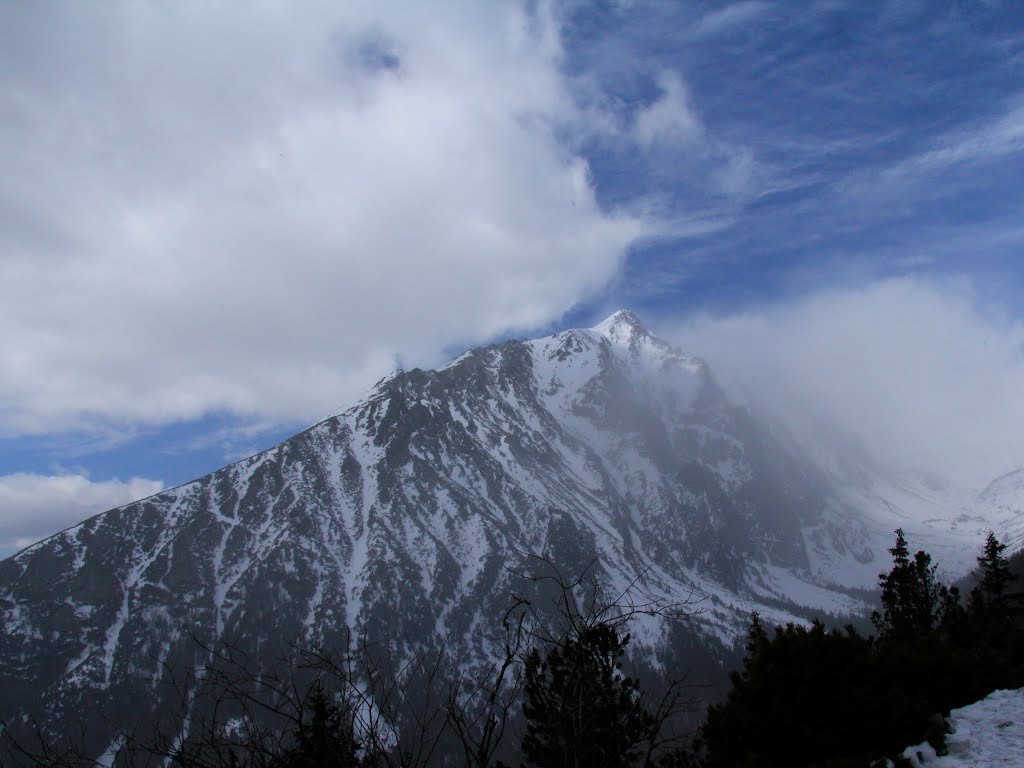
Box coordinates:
[669,277,1024,489]
[0,1,646,436]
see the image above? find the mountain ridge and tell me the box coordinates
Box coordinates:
[1,310,1019,758]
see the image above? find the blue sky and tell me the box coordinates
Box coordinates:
[2,1,1024,555]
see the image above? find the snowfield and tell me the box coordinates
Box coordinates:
[899,688,1024,767]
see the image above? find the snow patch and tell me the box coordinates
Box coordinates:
[899,688,1024,767]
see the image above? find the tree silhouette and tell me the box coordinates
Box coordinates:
[273,681,362,768]
[514,557,700,768]
[522,624,653,768]
[872,528,948,642]
[970,531,1016,612]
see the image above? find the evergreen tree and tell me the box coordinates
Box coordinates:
[969,531,1016,611]
[872,529,947,642]
[743,612,768,661]
[700,619,903,767]
[521,624,653,768]
[954,531,1024,696]
[937,583,966,642]
[275,681,363,768]
[698,534,1024,768]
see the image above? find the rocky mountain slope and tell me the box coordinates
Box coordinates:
[0,310,1017,756]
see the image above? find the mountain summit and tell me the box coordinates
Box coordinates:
[592,308,649,342]
[0,311,1014,756]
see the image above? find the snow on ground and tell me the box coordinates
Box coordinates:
[899,688,1024,767]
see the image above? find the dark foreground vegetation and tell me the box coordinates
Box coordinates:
[700,530,1024,767]
[5,534,1023,768]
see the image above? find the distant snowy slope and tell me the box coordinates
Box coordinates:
[976,469,1024,552]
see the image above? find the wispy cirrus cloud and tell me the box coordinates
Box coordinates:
[883,99,1024,178]
[688,1,770,39]
[631,72,705,149]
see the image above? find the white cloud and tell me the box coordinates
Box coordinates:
[0,1,645,435]
[839,99,1024,205]
[631,72,705,148]
[690,1,769,39]
[667,277,1024,488]
[581,68,759,202]
[0,473,164,558]
[909,101,1024,171]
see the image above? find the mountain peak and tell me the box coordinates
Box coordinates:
[591,309,649,344]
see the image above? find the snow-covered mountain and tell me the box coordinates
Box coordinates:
[976,469,1024,552]
[0,310,1018,754]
